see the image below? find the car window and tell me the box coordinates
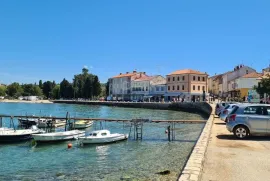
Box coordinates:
[224,105,230,109]
[244,106,268,115]
[230,106,239,114]
[222,103,226,107]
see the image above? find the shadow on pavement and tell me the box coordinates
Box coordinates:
[215,123,226,125]
[217,134,270,141]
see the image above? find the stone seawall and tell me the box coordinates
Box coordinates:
[52,100,212,118]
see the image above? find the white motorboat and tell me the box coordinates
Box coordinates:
[78,130,128,144]
[73,120,93,129]
[32,130,85,142]
[0,126,44,143]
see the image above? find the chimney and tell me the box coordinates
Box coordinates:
[120,73,122,75]
[143,72,146,74]
[126,72,129,74]
[133,70,137,73]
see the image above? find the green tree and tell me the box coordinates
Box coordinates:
[254,75,270,96]
[43,81,53,98]
[83,77,92,98]
[22,84,43,96]
[39,80,43,89]
[51,85,60,99]
[60,79,73,98]
[7,82,23,97]
[0,86,6,96]
[105,80,110,97]
[92,76,101,98]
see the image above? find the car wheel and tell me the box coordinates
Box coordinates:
[233,126,249,139]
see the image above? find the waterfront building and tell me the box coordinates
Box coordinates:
[108,71,149,101]
[208,74,223,97]
[227,72,262,98]
[131,75,166,101]
[219,65,256,98]
[165,69,208,102]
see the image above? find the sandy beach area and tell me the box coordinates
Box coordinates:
[0,99,53,104]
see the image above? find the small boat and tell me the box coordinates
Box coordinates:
[37,119,66,128]
[78,130,128,144]
[73,120,93,129]
[18,118,39,127]
[0,126,44,143]
[32,130,85,142]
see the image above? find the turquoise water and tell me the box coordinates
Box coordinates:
[0,103,205,181]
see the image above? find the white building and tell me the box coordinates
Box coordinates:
[109,71,149,101]
[131,75,166,101]
[220,65,256,97]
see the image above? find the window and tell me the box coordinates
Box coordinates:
[177,85,179,90]
[161,87,164,91]
[93,133,97,136]
[173,77,175,81]
[182,85,184,90]
[182,76,185,81]
[177,77,180,81]
[168,77,170,82]
[168,86,170,91]
[156,87,160,91]
[244,106,268,115]
[193,76,195,81]
[198,77,201,81]
[142,87,144,91]
[193,85,195,90]
[198,86,200,91]
[146,87,148,91]
[203,77,205,81]
[246,70,249,74]
[173,86,175,90]
[203,86,205,91]
[101,133,107,136]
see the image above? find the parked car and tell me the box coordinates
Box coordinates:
[215,102,236,116]
[220,104,238,121]
[226,104,270,139]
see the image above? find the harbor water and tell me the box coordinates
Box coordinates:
[0,103,206,181]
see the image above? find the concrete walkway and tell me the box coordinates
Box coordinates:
[201,116,270,181]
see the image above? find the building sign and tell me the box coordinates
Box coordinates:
[247,89,260,103]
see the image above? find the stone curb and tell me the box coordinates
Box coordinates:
[178,104,214,181]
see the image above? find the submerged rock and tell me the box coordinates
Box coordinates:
[156,170,171,175]
[120,175,132,180]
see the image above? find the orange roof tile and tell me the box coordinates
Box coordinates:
[168,69,207,75]
[241,72,262,78]
[112,72,137,78]
[134,76,154,81]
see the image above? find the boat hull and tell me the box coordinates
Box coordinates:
[79,134,128,144]
[32,130,85,142]
[0,134,33,143]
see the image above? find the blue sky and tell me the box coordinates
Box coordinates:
[1,0,270,84]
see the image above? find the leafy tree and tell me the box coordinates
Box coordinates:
[43,81,53,98]
[60,79,73,98]
[22,84,42,96]
[7,83,23,97]
[51,85,60,99]
[254,75,270,96]
[39,80,43,89]
[0,86,6,96]
[105,81,110,97]
[93,76,101,97]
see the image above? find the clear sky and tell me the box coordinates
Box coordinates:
[1,0,270,84]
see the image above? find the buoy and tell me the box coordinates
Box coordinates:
[67,143,72,149]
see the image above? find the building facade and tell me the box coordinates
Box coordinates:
[166,69,208,101]
[131,75,166,101]
[108,71,148,101]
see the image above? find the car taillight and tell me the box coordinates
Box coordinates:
[228,114,236,122]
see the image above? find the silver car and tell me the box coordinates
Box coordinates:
[226,104,270,139]
[220,104,238,121]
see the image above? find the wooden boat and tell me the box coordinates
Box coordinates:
[32,130,85,142]
[78,130,128,144]
[73,120,93,129]
[0,126,44,143]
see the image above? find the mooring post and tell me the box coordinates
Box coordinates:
[168,125,171,142]
[65,112,69,131]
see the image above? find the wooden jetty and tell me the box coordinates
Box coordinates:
[0,114,207,141]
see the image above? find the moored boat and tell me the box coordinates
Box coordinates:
[73,120,93,129]
[0,126,44,143]
[32,130,85,142]
[78,130,128,144]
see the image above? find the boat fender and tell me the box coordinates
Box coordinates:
[165,130,168,134]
